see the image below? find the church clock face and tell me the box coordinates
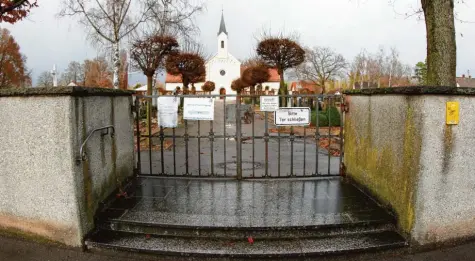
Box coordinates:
[220,70,226,76]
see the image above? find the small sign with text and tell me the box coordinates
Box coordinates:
[184,98,215,121]
[274,107,311,126]
[259,96,279,112]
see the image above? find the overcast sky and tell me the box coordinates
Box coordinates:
[3,0,475,86]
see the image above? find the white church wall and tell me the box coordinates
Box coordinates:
[263,82,280,92]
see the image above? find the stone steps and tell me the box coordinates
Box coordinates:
[86,229,407,258]
[99,219,396,240]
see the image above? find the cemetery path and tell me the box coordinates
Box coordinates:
[143,100,340,177]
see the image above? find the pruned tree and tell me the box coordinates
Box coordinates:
[231,78,247,94]
[242,65,270,98]
[256,34,305,105]
[60,0,151,89]
[36,71,53,88]
[130,34,179,96]
[0,0,38,24]
[165,52,205,94]
[296,46,347,94]
[202,81,215,94]
[0,28,29,88]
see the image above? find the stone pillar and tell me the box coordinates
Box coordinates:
[344,86,475,246]
[0,87,135,246]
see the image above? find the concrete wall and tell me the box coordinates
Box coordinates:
[344,88,475,246]
[0,87,134,247]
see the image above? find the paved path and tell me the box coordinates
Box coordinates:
[1,234,475,261]
[141,100,340,177]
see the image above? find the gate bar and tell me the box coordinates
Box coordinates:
[315,93,319,176]
[134,98,141,175]
[236,94,242,180]
[223,97,227,177]
[148,101,152,175]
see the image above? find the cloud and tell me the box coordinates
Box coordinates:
[3,0,475,86]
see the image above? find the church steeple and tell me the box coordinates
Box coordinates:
[218,11,228,36]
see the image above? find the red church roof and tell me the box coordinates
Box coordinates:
[165,74,184,83]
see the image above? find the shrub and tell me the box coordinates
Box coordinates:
[326,106,341,127]
[311,106,341,127]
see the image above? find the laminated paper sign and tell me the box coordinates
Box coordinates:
[184,98,215,121]
[274,107,311,126]
[259,96,279,112]
[157,97,180,128]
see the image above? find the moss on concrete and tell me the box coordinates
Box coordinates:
[344,100,421,234]
[0,86,134,97]
[344,86,475,96]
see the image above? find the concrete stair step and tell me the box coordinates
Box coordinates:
[99,218,396,240]
[86,229,407,258]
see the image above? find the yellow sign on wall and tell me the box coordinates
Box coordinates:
[446,101,459,125]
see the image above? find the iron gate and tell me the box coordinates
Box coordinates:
[134,93,344,179]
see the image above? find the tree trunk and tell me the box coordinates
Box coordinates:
[146,75,153,137]
[278,69,287,107]
[422,0,456,86]
[113,42,121,89]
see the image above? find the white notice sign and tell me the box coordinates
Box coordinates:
[157,97,180,128]
[184,98,215,121]
[260,96,279,112]
[275,107,311,126]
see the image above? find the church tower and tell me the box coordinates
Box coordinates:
[217,11,228,58]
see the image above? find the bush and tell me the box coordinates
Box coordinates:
[327,106,341,127]
[311,106,341,127]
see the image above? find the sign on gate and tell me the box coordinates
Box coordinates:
[157,97,180,128]
[184,98,215,120]
[275,107,311,126]
[259,96,279,112]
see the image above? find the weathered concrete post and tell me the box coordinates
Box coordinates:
[0,87,135,247]
[344,86,475,246]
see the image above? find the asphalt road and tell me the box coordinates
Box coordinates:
[2,234,475,261]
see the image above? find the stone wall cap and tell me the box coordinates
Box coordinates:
[0,87,135,97]
[344,86,475,96]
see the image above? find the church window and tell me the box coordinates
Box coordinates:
[221,41,224,49]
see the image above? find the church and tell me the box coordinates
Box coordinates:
[165,12,280,98]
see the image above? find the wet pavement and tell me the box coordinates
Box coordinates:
[140,100,340,177]
[101,177,390,228]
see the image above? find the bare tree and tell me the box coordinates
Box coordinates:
[60,0,151,89]
[130,34,179,95]
[36,71,53,88]
[165,52,206,94]
[143,0,204,41]
[256,32,305,106]
[60,61,84,86]
[296,46,347,94]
